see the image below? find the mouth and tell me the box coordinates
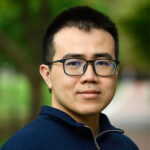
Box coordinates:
[77,90,101,99]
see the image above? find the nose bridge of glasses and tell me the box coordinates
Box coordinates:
[82,60,96,74]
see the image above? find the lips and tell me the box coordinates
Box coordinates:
[77,90,101,99]
[79,90,100,94]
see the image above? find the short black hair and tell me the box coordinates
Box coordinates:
[42,6,119,64]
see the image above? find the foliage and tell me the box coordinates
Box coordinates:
[0,0,149,146]
[0,0,149,122]
[120,3,150,74]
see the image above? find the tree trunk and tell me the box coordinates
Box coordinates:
[28,79,42,122]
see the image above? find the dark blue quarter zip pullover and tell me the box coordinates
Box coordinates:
[1,106,139,150]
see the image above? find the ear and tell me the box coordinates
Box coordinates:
[40,64,52,89]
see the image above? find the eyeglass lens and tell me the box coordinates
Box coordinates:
[64,58,116,76]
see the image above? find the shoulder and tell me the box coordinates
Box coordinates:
[1,117,57,150]
[99,113,139,150]
[100,131,139,150]
[115,132,139,149]
[1,137,27,150]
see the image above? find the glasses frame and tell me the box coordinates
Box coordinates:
[45,58,119,77]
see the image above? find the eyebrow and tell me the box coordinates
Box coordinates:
[62,54,85,59]
[62,53,113,59]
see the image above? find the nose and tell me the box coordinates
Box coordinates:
[80,63,98,83]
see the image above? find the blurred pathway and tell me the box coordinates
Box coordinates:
[103,80,150,150]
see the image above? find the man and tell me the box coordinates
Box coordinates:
[1,6,139,150]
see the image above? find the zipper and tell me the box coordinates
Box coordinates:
[84,125,101,150]
[84,126,124,150]
[95,129,123,150]
[97,129,124,138]
[94,139,100,150]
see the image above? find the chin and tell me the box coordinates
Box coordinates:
[77,107,102,116]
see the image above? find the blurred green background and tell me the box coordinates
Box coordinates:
[0,0,150,149]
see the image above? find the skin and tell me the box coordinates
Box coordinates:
[40,27,119,137]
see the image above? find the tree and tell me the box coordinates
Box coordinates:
[0,0,149,122]
[120,2,150,77]
[0,0,52,121]
[0,0,94,121]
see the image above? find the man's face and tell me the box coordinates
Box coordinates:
[40,27,119,118]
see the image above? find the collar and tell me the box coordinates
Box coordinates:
[39,105,124,134]
[39,105,84,127]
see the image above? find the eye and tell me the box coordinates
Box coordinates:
[96,60,110,66]
[67,61,80,66]
[65,59,82,68]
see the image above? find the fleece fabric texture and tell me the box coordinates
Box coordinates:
[1,106,139,150]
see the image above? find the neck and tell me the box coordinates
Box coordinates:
[51,99,100,137]
[71,113,100,137]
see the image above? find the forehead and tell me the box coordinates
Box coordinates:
[53,27,115,59]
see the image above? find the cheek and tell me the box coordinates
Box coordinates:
[51,67,78,94]
[102,77,117,97]
[61,77,78,94]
